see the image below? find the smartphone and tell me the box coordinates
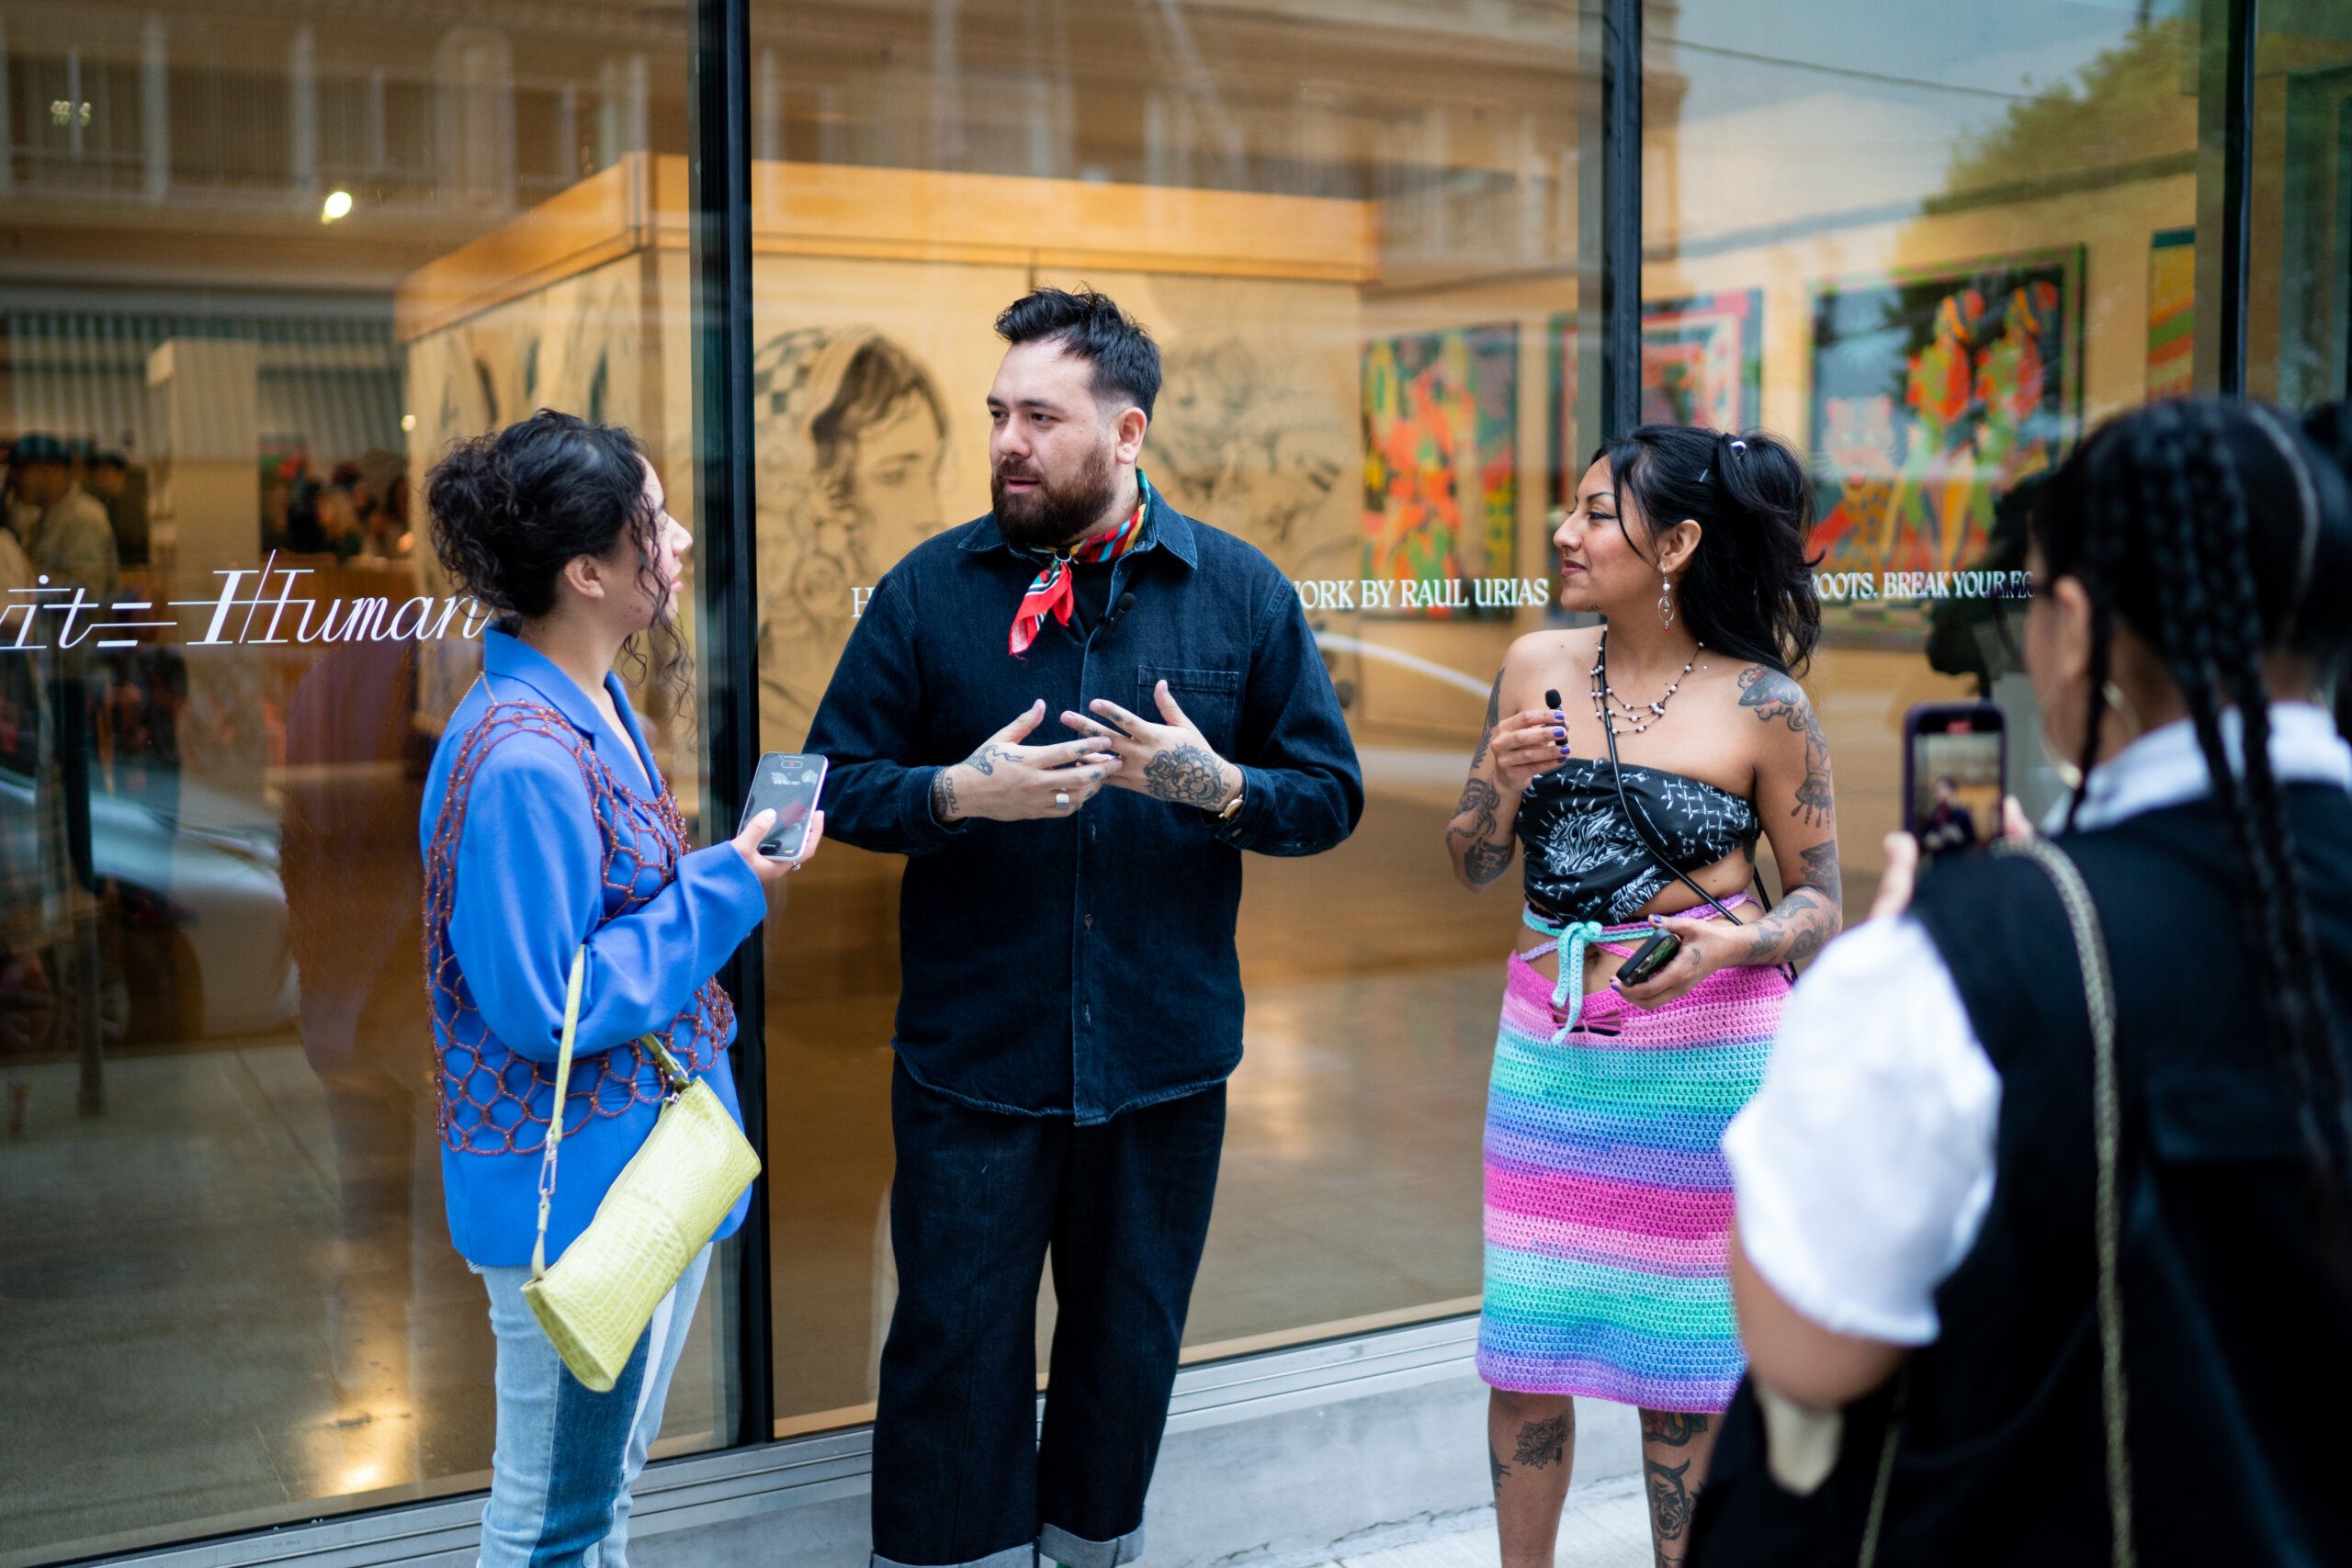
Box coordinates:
[1903,703,2006,862]
[739,752,828,860]
[1618,930,1681,987]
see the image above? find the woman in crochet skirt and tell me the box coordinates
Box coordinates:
[1442,424,1838,1567]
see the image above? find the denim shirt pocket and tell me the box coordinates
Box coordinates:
[1136,664,1243,753]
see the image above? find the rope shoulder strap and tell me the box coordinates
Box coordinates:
[1860,836,2135,1568]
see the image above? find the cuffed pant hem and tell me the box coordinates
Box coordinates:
[870,1545,1034,1568]
[1038,1519,1146,1568]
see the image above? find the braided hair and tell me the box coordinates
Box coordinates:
[1592,423,1822,674]
[2031,398,2352,1199]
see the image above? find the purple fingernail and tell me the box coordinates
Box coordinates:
[1552,727,1566,739]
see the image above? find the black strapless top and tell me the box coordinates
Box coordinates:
[1518,758,1762,925]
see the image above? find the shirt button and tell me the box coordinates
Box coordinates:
[1084,913,1095,930]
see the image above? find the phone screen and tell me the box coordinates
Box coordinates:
[740,752,828,860]
[1905,705,2005,861]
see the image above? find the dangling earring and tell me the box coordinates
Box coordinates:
[1658,574,1676,629]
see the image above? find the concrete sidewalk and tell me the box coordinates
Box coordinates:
[1290,1477,1653,1568]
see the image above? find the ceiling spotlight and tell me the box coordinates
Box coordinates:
[322,189,355,223]
[400,413,417,432]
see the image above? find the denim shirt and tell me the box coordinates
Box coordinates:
[420,630,767,1265]
[806,502,1363,1123]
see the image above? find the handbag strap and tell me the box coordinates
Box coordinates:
[530,947,693,1280]
[1859,837,2135,1568]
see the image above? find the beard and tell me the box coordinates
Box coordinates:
[991,440,1120,551]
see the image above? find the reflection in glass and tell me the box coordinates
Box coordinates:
[1650,0,2213,907]
[0,6,721,1562]
[749,0,1593,1430]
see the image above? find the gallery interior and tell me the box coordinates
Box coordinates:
[0,1,2346,1563]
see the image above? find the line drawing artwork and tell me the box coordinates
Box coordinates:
[1151,336,1354,584]
[751,327,951,750]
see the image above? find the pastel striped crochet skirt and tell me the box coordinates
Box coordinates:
[1477,937,1788,1413]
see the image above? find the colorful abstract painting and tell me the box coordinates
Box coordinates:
[1547,292,1763,504]
[1362,324,1518,618]
[2147,229,2195,400]
[1809,250,2080,610]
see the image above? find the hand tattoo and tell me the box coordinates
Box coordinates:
[1448,776,1516,887]
[1472,672,1502,769]
[930,768,961,822]
[1143,744,1227,807]
[1512,1414,1569,1470]
[1739,666,1834,829]
[962,741,1012,777]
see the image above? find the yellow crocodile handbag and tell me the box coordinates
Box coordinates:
[521,948,761,1393]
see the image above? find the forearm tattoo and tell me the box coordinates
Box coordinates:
[1448,775,1516,887]
[1144,744,1227,807]
[1742,885,1837,968]
[1737,667,1835,830]
[1472,673,1502,769]
[930,767,961,822]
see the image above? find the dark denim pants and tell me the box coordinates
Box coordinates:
[870,1061,1227,1568]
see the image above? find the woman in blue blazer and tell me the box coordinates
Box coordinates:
[418,411,817,1566]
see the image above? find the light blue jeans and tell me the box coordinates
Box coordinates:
[474,1245,712,1568]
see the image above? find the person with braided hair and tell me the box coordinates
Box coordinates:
[1690,397,2352,1566]
[418,411,819,1568]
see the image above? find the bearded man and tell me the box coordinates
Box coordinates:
[805,288,1362,1568]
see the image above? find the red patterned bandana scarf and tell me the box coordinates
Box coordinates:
[1007,471,1155,658]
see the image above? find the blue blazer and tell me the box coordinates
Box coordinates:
[420,630,766,1266]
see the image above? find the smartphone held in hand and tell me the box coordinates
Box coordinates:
[1902,703,2006,863]
[1618,929,1682,987]
[740,753,828,860]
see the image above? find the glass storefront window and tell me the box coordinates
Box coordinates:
[2254,1,2352,409]
[0,1,2322,1562]
[1648,0,2219,913]
[0,6,729,1563]
[741,1,1596,1430]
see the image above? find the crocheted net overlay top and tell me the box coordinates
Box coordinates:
[423,698,734,1155]
[1518,758,1762,926]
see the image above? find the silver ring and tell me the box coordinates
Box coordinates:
[1054,791,1071,811]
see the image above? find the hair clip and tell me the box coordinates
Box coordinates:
[1728,437,1749,455]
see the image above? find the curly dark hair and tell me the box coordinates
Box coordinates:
[424,409,690,710]
[2033,396,2352,1204]
[1590,423,1822,674]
